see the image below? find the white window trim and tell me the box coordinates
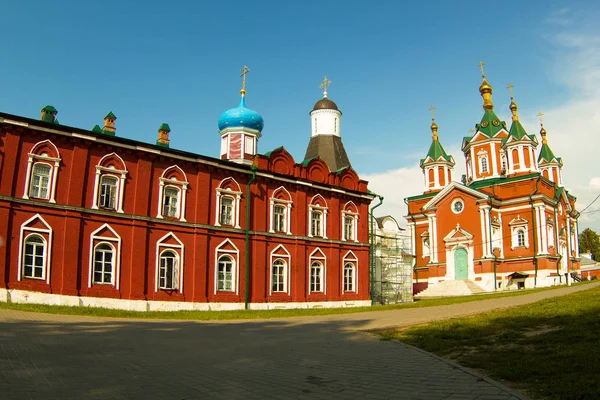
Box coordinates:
[478,152,489,174]
[214,239,240,294]
[342,250,358,293]
[269,187,293,235]
[342,202,359,242]
[215,181,242,229]
[156,166,189,222]
[88,224,122,289]
[421,231,430,259]
[92,163,127,213]
[269,245,291,295]
[155,232,185,293]
[308,248,327,295]
[23,156,60,203]
[509,216,529,250]
[17,214,53,283]
[451,198,464,214]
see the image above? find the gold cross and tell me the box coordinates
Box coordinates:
[469,128,474,134]
[320,76,331,95]
[240,65,250,93]
[507,83,514,98]
[537,112,544,126]
[429,106,436,121]
[478,61,486,78]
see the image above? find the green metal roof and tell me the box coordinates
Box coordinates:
[301,156,317,166]
[474,109,506,137]
[105,111,117,119]
[405,192,437,201]
[508,119,528,140]
[467,172,541,189]
[262,146,284,157]
[158,123,171,132]
[421,138,452,166]
[92,125,102,133]
[538,143,558,163]
[42,105,57,113]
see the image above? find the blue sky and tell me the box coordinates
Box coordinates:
[1,0,600,229]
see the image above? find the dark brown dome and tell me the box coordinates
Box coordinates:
[312,97,339,112]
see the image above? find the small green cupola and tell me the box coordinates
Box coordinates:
[420,109,455,192]
[537,118,564,186]
[40,105,58,123]
[102,111,117,136]
[156,123,171,147]
[507,91,529,140]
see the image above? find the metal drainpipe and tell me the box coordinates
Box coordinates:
[244,166,257,310]
[369,195,384,305]
[529,176,542,287]
[488,185,496,291]
[553,201,561,283]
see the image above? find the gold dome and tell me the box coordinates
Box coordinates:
[509,99,519,121]
[431,121,439,139]
[479,78,492,94]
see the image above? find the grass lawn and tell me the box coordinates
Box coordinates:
[0,281,593,321]
[377,285,600,400]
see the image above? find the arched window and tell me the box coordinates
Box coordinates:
[159,250,179,290]
[548,224,555,247]
[271,258,286,292]
[480,156,488,173]
[343,263,355,292]
[99,175,118,209]
[22,235,46,279]
[517,229,526,247]
[29,163,52,199]
[93,243,114,284]
[273,204,286,233]
[308,195,328,238]
[311,209,323,237]
[310,261,323,292]
[217,255,234,291]
[157,165,189,221]
[162,187,180,218]
[220,196,234,226]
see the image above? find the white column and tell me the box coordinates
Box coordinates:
[535,205,543,255]
[518,146,525,172]
[480,208,487,257]
[323,209,328,239]
[540,207,548,254]
[408,222,416,255]
[484,207,491,257]
[286,203,292,235]
[269,199,275,233]
[530,147,537,171]
[427,216,434,261]
[180,185,187,222]
[235,193,241,229]
[498,213,504,258]
[117,174,125,213]
[156,180,165,219]
[507,148,515,174]
[490,142,498,176]
[470,147,476,179]
[215,192,221,226]
[49,161,59,204]
[91,169,101,209]
[23,158,34,199]
[431,215,437,263]
[574,220,580,256]
[433,166,439,188]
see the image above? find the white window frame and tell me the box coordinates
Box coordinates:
[22,234,47,280]
[214,239,239,294]
[310,261,324,293]
[217,255,235,292]
[155,232,184,293]
[509,217,529,250]
[342,202,359,242]
[92,242,115,285]
[98,174,119,210]
[547,223,555,248]
[421,232,430,258]
[269,187,292,235]
[91,153,128,213]
[478,152,489,174]
[156,166,189,222]
[17,214,53,284]
[342,250,358,293]
[308,195,328,239]
[22,141,61,203]
[308,248,327,294]
[88,223,122,289]
[158,250,179,290]
[269,244,291,295]
[214,179,242,229]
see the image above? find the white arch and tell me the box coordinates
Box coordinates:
[98,152,127,171]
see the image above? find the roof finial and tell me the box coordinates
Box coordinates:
[478,61,494,110]
[507,84,519,121]
[320,76,331,98]
[537,112,547,143]
[478,61,486,79]
[429,106,438,140]
[240,65,250,96]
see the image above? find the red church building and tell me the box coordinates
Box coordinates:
[406,67,581,295]
[0,72,374,310]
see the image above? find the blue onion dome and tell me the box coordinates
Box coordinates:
[218,95,264,132]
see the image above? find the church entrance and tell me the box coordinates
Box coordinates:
[454,248,468,280]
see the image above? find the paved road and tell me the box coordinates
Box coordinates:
[1,282,597,400]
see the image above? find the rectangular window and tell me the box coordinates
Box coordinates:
[30,164,51,199]
[93,244,113,284]
[23,236,45,279]
[310,262,323,292]
[273,204,286,233]
[217,258,233,291]
[220,197,234,226]
[159,252,177,289]
[344,216,354,241]
[343,264,354,292]
[162,187,180,218]
[272,260,285,292]
[99,176,118,209]
[245,136,254,155]
[311,210,322,237]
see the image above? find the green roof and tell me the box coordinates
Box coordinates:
[467,172,541,189]
[158,123,171,132]
[508,119,528,140]
[263,146,284,157]
[42,105,57,113]
[538,143,558,163]
[474,109,506,137]
[421,138,452,166]
[301,156,317,166]
[105,111,117,119]
[92,125,102,133]
[406,192,437,201]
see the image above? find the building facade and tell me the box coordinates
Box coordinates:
[405,70,580,294]
[0,74,374,310]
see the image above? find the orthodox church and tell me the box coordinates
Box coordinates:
[405,65,580,294]
[0,69,374,310]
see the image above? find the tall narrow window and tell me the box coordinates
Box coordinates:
[220,197,234,226]
[162,187,180,218]
[311,210,323,237]
[343,263,355,292]
[548,225,555,247]
[272,259,286,292]
[93,243,114,284]
[99,176,118,209]
[273,204,286,233]
[30,163,51,199]
[501,154,507,173]
[310,261,323,292]
[23,235,45,279]
[481,156,488,173]
[159,250,178,289]
[517,229,526,247]
[217,255,234,291]
[344,216,354,241]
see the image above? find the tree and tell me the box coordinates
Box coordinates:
[578,228,600,261]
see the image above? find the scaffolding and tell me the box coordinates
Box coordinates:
[371,220,414,304]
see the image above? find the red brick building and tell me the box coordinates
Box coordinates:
[406,71,580,294]
[0,76,374,310]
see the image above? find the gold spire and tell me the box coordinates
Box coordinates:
[240,65,250,96]
[429,106,438,140]
[478,61,494,110]
[537,112,547,143]
[507,84,519,121]
[320,76,331,98]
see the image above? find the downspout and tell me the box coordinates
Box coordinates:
[369,195,384,305]
[404,198,418,282]
[553,200,561,283]
[488,184,496,291]
[244,166,257,310]
[529,176,542,287]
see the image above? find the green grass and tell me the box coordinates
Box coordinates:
[0,281,592,321]
[377,285,600,400]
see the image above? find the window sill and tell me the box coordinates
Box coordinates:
[22,276,45,281]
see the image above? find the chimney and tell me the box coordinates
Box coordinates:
[40,105,58,123]
[103,111,117,136]
[156,123,171,147]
